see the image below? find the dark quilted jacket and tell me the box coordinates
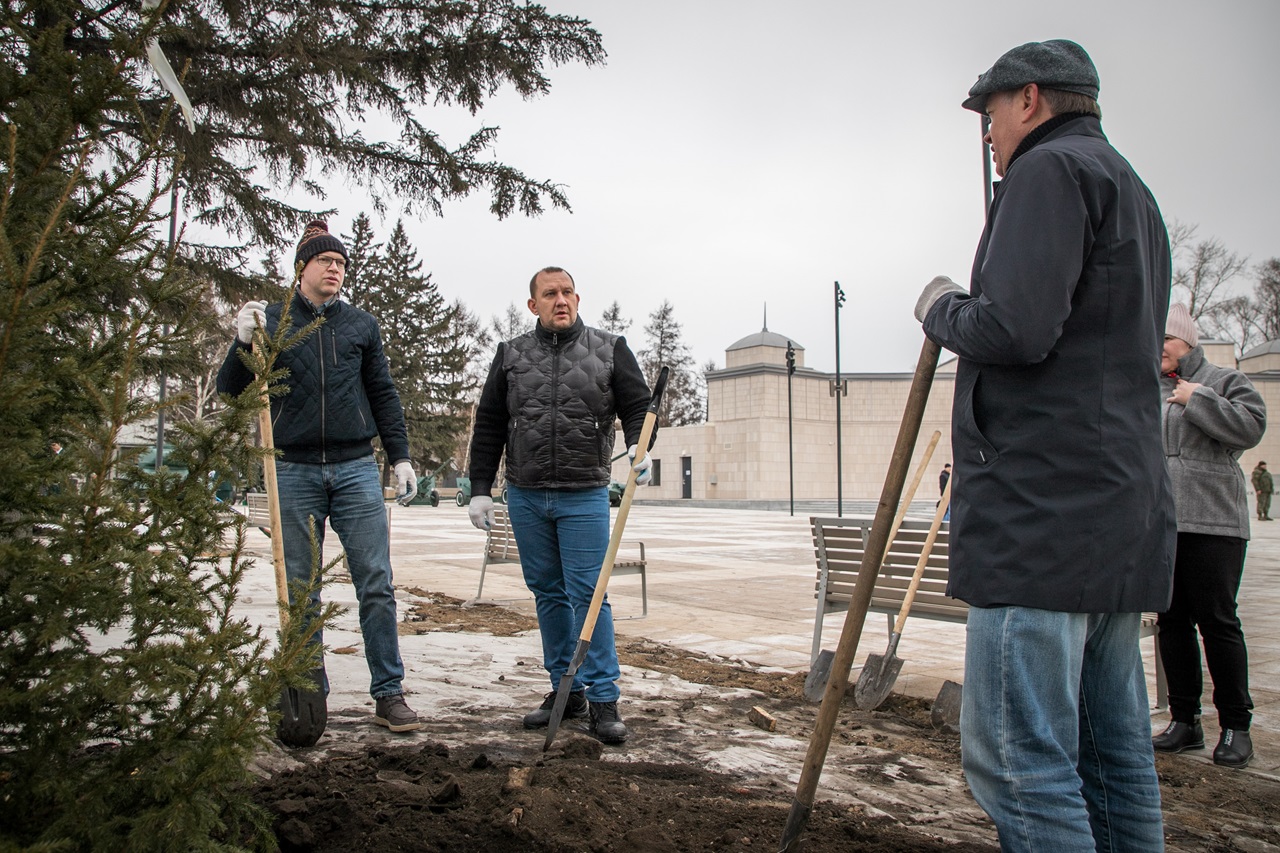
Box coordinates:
[467,318,651,494]
[216,295,410,465]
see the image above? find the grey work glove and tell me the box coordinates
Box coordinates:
[468,495,495,531]
[236,300,268,345]
[628,444,653,486]
[394,460,417,506]
[914,276,965,323]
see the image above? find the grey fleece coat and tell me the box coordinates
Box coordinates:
[1162,346,1266,539]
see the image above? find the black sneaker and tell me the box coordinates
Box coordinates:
[522,690,587,729]
[588,700,628,744]
[374,694,422,733]
[1152,720,1204,753]
[1213,728,1253,768]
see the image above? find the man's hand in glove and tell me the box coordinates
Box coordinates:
[236,301,268,345]
[914,276,966,323]
[394,461,417,506]
[468,496,495,531]
[628,444,653,486]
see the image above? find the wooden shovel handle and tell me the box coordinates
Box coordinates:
[256,344,289,627]
[577,366,669,643]
[892,475,952,635]
[882,430,941,565]
[780,336,940,852]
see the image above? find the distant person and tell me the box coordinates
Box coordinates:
[217,219,422,734]
[914,39,1174,850]
[1252,461,1273,521]
[465,266,653,744]
[938,462,951,521]
[1152,303,1265,768]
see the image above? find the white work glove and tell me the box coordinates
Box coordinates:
[913,276,966,323]
[394,460,417,506]
[236,300,268,345]
[468,495,495,531]
[628,444,653,486]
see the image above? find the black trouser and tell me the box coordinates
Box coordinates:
[1157,532,1253,729]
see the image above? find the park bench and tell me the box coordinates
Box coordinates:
[474,506,649,619]
[810,515,1167,707]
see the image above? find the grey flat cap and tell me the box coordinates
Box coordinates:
[962,39,1099,113]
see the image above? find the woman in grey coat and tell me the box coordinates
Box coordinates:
[1152,303,1266,768]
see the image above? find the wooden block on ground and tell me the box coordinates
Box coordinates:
[748,706,776,732]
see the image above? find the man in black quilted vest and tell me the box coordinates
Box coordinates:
[466,267,652,743]
[217,220,422,734]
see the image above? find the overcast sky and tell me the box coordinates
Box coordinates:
[336,0,1279,374]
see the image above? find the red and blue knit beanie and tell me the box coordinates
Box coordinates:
[294,219,348,269]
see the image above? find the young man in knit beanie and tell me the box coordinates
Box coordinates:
[217,219,423,734]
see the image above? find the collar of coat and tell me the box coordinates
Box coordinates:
[1176,345,1206,378]
[534,315,585,346]
[1005,112,1098,173]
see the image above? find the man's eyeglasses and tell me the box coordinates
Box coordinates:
[313,255,347,270]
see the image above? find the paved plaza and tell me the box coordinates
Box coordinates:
[279,498,1280,778]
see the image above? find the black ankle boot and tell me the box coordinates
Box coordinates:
[1152,720,1204,753]
[588,700,628,744]
[1213,728,1253,768]
[522,690,587,729]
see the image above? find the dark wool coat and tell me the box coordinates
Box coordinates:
[467,318,651,495]
[217,296,410,465]
[923,115,1175,612]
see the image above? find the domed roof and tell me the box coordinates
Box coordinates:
[1241,338,1280,359]
[726,328,803,352]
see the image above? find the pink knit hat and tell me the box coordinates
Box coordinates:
[1165,303,1199,348]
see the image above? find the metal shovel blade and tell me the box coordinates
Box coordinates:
[931,679,963,733]
[544,639,591,751]
[853,633,903,711]
[277,664,328,747]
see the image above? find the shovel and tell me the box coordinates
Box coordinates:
[258,364,327,748]
[854,475,952,710]
[544,366,669,751]
[778,337,940,853]
[806,429,940,701]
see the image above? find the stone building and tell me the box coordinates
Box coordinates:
[616,327,1279,510]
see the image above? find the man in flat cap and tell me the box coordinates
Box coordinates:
[218,219,423,735]
[914,40,1174,851]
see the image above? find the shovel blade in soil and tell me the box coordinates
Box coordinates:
[278,665,327,748]
[802,649,835,703]
[544,639,591,751]
[853,651,903,711]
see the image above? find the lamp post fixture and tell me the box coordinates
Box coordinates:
[831,282,847,516]
[155,179,179,470]
[786,340,796,516]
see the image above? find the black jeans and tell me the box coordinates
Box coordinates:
[1157,532,1253,729]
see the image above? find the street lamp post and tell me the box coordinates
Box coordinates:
[786,340,796,516]
[831,282,847,517]
[155,180,179,470]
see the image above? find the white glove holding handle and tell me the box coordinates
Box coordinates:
[394,461,417,506]
[913,276,966,323]
[468,496,496,531]
[628,444,653,486]
[236,300,268,345]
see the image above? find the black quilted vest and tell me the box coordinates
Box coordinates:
[502,319,618,488]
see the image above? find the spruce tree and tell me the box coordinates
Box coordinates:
[356,219,476,472]
[112,0,604,302]
[640,300,704,426]
[0,7,332,849]
[600,299,631,334]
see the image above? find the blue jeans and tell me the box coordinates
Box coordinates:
[505,485,620,702]
[961,606,1163,853]
[275,455,405,699]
